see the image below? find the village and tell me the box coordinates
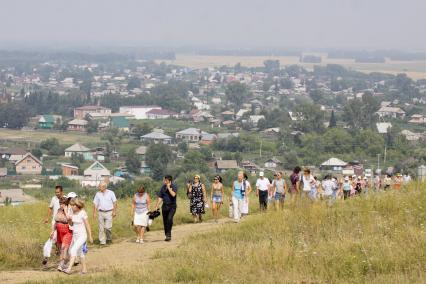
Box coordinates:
[0,52,426,205]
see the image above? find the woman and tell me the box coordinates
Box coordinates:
[211,175,224,221]
[64,198,93,275]
[188,175,207,223]
[301,168,315,199]
[289,166,301,201]
[342,176,352,200]
[50,197,72,271]
[241,173,252,216]
[272,172,287,210]
[132,186,151,244]
[231,171,246,223]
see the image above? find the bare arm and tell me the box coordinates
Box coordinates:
[45,207,53,224]
[167,184,176,197]
[202,184,207,203]
[131,196,136,216]
[84,218,93,243]
[147,194,151,211]
[113,201,117,217]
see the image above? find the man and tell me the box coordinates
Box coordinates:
[301,168,315,199]
[154,175,178,241]
[289,166,301,201]
[256,171,270,211]
[321,175,336,206]
[93,182,117,245]
[45,185,64,227]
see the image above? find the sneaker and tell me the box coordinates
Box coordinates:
[57,265,64,272]
[63,269,72,275]
[164,236,171,242]
[139,239,144,244]
[42,258,48,266]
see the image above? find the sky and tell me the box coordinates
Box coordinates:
[1,0,425,50]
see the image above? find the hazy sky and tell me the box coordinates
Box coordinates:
[1,0,425,50]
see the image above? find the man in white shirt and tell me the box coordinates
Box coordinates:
[44,185,64,229]
[93,182,117,245]
[256,172,271,211]
[301,168,315,198]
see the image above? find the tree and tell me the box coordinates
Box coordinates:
[293,103,326,133]
[127,77,141,91]
[178,142,188,154]
[343,93,379,129]
[86,119,98,134]
[145,144,173,180]
[329,110,337,128]
[225,81,250,110]
[0,102,31,129]
[181,151,209,173]
[263,60,280,73]
[125,151,141,174]
[31,148,43,159]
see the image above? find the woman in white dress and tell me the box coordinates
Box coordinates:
[132,186,151,244]
[241,173,252,216]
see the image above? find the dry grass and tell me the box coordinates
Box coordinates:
[158,54,426,80]
[25,182,426,283]
[0,129,101,144]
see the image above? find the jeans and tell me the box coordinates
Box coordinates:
[98,211,113,244]
[231,196,244,222]
[259,190,268,211]
[162,204,176,238]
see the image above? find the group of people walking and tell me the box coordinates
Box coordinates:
[44,168,410,274]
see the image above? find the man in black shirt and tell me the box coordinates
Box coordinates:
[154,175,178,241]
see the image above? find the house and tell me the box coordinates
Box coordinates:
[135,145,147,158]
[0,167,7,178]
[249,115,265,127]
[401,130,423,143]
[65,143,92,160]
[67,119,88,131]
[141,131,172,144]
[376,122,392,134]
[320,158,347,171]
[0,147,27,163]
[82,161,110,187]
[140,161,151,174]
[215,160,239,173]
[38,115,61,129]
[176,128,201,142]
[376,106,406,119]
[74,106,111,119]
[146,109,178,119]
[119,105,162,120]
[236,109,250,120]
[288,111,304,121]
[264,158,282,169]
[110,117,129,132]
[62,164,79,176]
[200,133,217,145]
[15,153,43,175]
[240,160,261,174]
[262,128,280,135]
[189,109,205,122]
[408,114,426,124]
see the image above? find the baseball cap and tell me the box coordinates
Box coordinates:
[259,171,264,177]
[66,192,78,199]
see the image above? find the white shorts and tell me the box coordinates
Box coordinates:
[133,212,149,227]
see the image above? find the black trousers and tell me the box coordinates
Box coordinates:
[259,190,269,211]
[162,204,176,237]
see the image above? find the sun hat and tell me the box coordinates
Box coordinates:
[194,174,200,179]
[344,176,349,181]
[66,192,78,199]
[259,171,264,177]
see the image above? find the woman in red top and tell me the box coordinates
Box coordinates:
[50,197,73,271]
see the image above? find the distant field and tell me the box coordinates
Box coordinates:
[158,54,426,80]
[0,129,102,145]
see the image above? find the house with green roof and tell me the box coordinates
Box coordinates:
[110,116,129,132]
[38,115,62,129]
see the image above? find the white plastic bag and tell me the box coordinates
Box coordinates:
[43,238,53,258]
[228,203,233,218]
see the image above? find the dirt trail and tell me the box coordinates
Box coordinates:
[0,219,229,284]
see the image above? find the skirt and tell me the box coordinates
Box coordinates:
[134,211,149,227]
[56,222,72,247]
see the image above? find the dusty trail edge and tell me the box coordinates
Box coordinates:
[1,219,230,284]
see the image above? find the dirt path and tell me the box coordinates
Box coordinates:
[0,219,229,284]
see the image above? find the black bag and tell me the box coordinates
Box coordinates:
[147,209,161,220]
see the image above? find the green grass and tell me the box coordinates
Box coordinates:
[28,182,426,283]
[0,129,102,144]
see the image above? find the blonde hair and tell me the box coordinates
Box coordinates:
[70,197,85,209]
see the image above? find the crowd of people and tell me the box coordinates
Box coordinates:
[43,169,411,275]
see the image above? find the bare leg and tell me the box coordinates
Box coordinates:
[139,226,145,241]
[80,257,87,274]
[65,256,76,273]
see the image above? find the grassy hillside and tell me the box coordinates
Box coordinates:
[37,182,426,284]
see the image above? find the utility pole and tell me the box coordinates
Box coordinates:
[383,145,387,166]
[377,154,380,173]
[259,140,263,157]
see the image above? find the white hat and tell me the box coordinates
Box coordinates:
[344,176,349,181]
[259,171,264,177]
[66,192,78,199]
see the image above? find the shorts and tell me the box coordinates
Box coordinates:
[134,211,149,227]
[212,196,223,204]
[274,192,285,201]
[56,223,72,247]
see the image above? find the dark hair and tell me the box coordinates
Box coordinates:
[293,166,301,174]
[59,197,68,205]
[303,168,311,174]
[214,175,223,183]
[164,175,173,182]
[243,173,248,180]
[55,185,63,191]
